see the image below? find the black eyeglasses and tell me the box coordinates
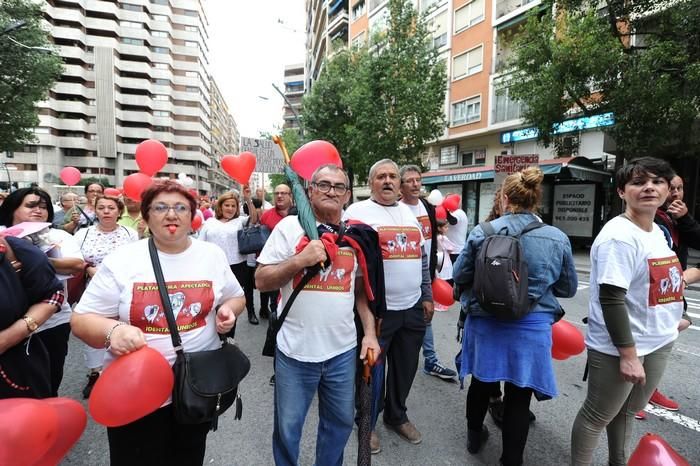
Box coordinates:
[312,181,348,195]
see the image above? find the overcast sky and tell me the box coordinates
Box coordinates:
[205,0,306,140]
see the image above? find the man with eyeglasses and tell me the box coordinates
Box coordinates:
[399,165,458,382]
[259,184,294,321]
[343,159,431,453]
[256,164,380,466]
[63,182,103,233]
[53,193,78,229]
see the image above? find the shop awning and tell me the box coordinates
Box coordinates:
[422,157,611,185]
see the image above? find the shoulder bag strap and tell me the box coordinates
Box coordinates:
[79,226,91,250]
[519,220,546,237]
[75,204,94,227]
[148,237,183,352]
[479,221,496,237]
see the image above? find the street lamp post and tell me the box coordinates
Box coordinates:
[271,83,304,138]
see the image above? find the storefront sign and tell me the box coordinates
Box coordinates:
[495,154,539,184]
[552,184,596,237]
[499,112,615,144]
[423,170,492,184]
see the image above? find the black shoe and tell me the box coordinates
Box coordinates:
[269,374,276,386]
[259,307,270,319]
[467,425,489,454]
[82,372,100,399]
[248,312,259,325]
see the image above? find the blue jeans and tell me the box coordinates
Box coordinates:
[422,322,437,366]
[273,347,356,466]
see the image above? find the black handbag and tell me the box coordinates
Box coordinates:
[148,238,251,431]
[237,218,270,255]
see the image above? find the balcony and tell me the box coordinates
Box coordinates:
[496,0,538,20]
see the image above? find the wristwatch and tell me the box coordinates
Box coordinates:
[22,316,38,334]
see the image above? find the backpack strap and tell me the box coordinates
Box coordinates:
[479,221,496,237]
[518,220,545,237]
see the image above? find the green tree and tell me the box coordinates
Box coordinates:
[0,0,63,151]
[302,0,447,185]
[507,0,700,159]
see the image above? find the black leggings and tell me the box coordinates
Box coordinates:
[467,377,533,466]
[230,262,253,313]
[34,323,71,396]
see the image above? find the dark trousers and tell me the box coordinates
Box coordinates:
[374,304,426,427]
[260,290,279,313]
[467,377,533,466]
[107,404,210,466]
[34,322,71,397]
[230,262,254,314]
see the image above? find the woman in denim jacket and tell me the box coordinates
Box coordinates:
[453,167,577,466]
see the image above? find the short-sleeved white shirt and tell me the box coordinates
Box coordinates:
[41,228,84,331]
[401,200,432,259]
[445,208,469,251]
[343,199,424,310]
[74,239,244,369]
[587,216,683,356]
[197,216,249,265]
[257,216,358,362]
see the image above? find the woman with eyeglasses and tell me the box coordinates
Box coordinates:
[0,188,86,396]
[198,191,259,326]
[73,194,139,399]
[63,182,104,233]
[71,181,246,466]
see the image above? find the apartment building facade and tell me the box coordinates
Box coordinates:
[348,0,614,240]
[282,63,304,132]
[209,78,239,194]
[305,0,350,90]
[6,0,238,197]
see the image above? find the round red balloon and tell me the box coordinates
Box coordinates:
[123,173,153,202]
[628,433,690,466]
[191,214,202,231]
[33,398,87,466]
[135,139,168,176]
[442,194,461,212]
[0,398,59,466]
[221,152,256,184]
[435,205,447,220]
[290,140,342,181]
[59,167,81,186]
[551,320,585,357]
[89,346,174,427]
[432,278,455,307]
[104,187,121,197]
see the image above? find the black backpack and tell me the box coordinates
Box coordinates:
[472,220,544,320]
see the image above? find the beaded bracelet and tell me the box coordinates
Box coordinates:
[104,322,127,350]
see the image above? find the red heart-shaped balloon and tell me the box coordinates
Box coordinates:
[442,194,461,212]
[135,139,169,176]
[104,188,121,197]
[432,278,455,307]
[628,433,690,466]
[0,398,59,466]
[290,140,342,181]
[435,205,447,220]
[123,173,153,202]
[221,152,256,184]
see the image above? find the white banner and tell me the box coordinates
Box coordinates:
[552,184,595,237]
[239,137,285,173]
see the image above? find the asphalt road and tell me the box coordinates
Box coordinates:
[58,271,700,466]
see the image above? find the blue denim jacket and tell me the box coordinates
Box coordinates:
[453,212,578,317]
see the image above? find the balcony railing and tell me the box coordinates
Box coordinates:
[496,0,536,19]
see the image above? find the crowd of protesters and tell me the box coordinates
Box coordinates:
[0,155,694,466]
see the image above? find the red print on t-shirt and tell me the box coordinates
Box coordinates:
[647,256,684,306]
[130,280,215,334]
[417,215,432,240]
[377,226,422,260]
[293,249,355,293]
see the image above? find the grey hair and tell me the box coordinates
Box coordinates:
[311,164,350,187]
[399,164,422,182]
[368,159,399,183]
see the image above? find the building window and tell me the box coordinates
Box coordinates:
[151,0,168,4]
[151,46,169,54]
[185,25,198,32]
[185,86,199,93]
[121,3,142,12]
[494,86,524,123]
[433,33,447,48]
[152,30,168,38]
[183,9,198,17]
[153,78,169,85]
[121,38,144,46]
[154,94,169,101]
[185,71,198,78]
[352,0,366,20]
[151,14,168,22]
[120,21,143,29]
[88,99,96,106]
[440,145,459,165]
[451,96,481,126]
[154,110,170,117]
[454,0,484,33]
[153,63,169,69]
[462,148,486,166]
[185,41,198,48]
[452,46,483,80]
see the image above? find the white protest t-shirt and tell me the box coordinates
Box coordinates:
[401,200,432,259]
[197,216,249,265]
[587,216,683,356]
[41,228,84,331]
[74,239,244,369]
[258,216,358,362]
[344,199,424,310]
[445,208,469,251]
